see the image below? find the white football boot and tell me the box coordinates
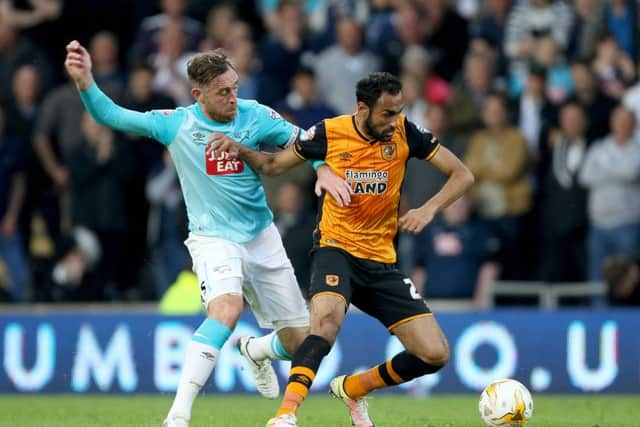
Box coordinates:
[330,375,375,427]
[237,336,280,399]
[162,413,189,427]
[266,413,298,427]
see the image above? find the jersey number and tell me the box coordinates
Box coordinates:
[403,278,422,300]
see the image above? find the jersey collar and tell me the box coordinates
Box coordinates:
[351,115,377,144]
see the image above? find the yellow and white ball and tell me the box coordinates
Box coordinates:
[479,379,534,426]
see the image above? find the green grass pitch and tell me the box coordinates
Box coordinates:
[1,394,637,426]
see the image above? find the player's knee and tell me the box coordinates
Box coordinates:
[206,293,243,329]
[310,312,342,344]
[414,339,450,368]
[405,334,450,368]
[278,326,309,354]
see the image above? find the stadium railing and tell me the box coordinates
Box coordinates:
[484,280,607,309]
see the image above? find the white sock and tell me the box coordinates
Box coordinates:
[245,331,291,361]
[168,340,219,418]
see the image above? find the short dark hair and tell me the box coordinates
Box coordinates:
[187,48,236,87]
[356,72,402,109]
[294,65,315,79]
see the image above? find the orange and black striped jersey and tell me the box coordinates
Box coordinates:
[293,114,440,264]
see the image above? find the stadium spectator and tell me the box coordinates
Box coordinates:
[539,102,589,282]
[32,31,125,217]
[371,1,425,76]
[121,63,177,299]
[603,0,637,61]
[403,103,466,211]
[447,53,496,142]
[67,112,132,300]
[48,226,102,301]
[418,0,470,81]
[198,2,237,52]
[0,17,53,100]
[150,19,195,106]
[146,151,189,298]
[579,106,640,282]
[0,104,28,302]
[470,0,512,55]
[88,31,126,98]
[274,65,336,130]
[464,92,532,279]
[570,59,617,141]
[565,0,604,62]
[0,0,61,29]
[227,37,259,100]
[503,0,573,62]
[400,71,428,128]
[512,62,557,183]
[509,36,573,104]
[128,0,203,66]
[274,182,315,298]
[591,34,635,101]
[256,1,309,106]
[412,195,500,306]
[603,253,640,306]
[313,16,381,115]
[400,45,451,105]
[4,64,55,292]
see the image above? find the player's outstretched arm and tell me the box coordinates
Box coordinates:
[65,40,169,141]
[399,146,474,234]
[65,40,94,91]
[208,133,303,176]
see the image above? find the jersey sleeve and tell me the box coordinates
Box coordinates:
[292,122,328,161]
[254,103,301,148]
[405,117,440,161]
[79,82,184,146]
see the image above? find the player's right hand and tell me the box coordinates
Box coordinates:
[64,40,94,91]
[207,133,241,159]
[315,165,352,207]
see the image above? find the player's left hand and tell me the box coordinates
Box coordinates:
[315,165,352,207]
[207,133,240,158]
[398,206,436,234]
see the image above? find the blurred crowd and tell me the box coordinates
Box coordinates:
[1,0,640,307]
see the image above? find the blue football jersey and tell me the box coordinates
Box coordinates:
[80,83,302,242]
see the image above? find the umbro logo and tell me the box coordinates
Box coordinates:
[200,351,216,361]
[339,152,352,161]
[192,132,206,145]
[233,131,249,141]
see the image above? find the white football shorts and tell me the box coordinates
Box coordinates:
[184,223,309,330]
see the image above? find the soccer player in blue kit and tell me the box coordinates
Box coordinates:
[64,40,352,427]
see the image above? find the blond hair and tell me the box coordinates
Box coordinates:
[186,48,236,87]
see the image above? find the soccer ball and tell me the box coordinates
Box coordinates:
[478,379,533,426]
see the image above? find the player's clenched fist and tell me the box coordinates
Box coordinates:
[206,133,241,159]
[64,40,94,91]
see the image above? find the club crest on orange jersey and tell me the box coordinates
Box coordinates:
[325,275,340,287]
[381,143,396,161]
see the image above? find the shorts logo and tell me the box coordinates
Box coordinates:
[325,274,340,287]
[380,143,396,161]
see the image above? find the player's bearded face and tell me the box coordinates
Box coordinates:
[364,110,396,141]
[363,92,403,141]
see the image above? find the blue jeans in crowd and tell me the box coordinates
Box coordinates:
[587,222,640,281]
[0,233,28,301]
